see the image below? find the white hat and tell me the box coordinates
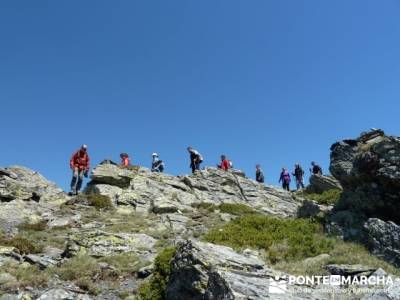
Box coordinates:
[81,144,88,149]
[152,153,158,156]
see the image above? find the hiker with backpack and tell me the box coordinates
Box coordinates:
[218,155,231,171]
[187,146,203,174]
[151,153,165,173]
[120,153,131,167]
[256,164,265,183]
[279,167,291,191]
[292,163,305,190]
[69,144,90,195]
[310,161,323,175]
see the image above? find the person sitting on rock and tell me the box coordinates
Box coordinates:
[279,167,291,191]
[255,164,265,183]
[151,153,164,173]
[218,155,231,171]
[310,161,323,175]
[120,153,131,167]
[187,146,203,174]
[292,163,305,190]
[69,144,90,195]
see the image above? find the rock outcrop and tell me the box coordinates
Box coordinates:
[330,129,400,223]
[327,129,400,267]
[0,166,67,232]
[363,218,400,268]
[307,174,342,194]
[87,163,301,218]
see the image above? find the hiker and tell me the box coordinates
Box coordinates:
[187,146,203,174]
[292,163,305,190]
[218,155,231,171]
[120,153,131,167]
[151,153,164,173]
[310,161,323,175]
[69,145,90,195]
[255,164,264,183]
[279,167,291,191]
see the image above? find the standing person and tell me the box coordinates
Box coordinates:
[310,161,323,175]
[120,153,131,167]
[151,153,164,173]
[69,145,90,195]
[279,167,291,191]
[218,155,230,171]
[292,163,305,190]
[187,146,203,174]
[255,164,265,183]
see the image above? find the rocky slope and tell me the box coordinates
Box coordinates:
[0,133,399,300]
[326,129,400,267]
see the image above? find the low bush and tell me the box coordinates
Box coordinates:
[204,215,334,263]
[17,220,48,231]
[86,194,114,210]
[137,247,176,300]
[218,203,256,216]
[303,189,342,206]
[192,202,255,216]
[0,236,43,254]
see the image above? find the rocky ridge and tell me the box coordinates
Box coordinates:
[0,130,399,299]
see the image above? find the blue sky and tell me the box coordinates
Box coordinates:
[1,0,399,190]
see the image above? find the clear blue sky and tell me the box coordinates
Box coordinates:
[1,1,399,191]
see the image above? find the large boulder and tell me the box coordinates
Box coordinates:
[363,218,400,268]
[0,166,67,232]
[165,240,332,300]
[329,129,400,223]
[88,163,301,218]
[307,174,342,194]
[326,129,400,266]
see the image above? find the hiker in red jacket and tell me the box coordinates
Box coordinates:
[120,153,131,167]
[69,145,90,195]
[218,155,231,171]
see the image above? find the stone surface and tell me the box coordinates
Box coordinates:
[0,166,68,232]
[166,240,338,300]
[307,174,342,194]
[88,163,302,218]
[363,218,400,267]
[63,230,157,260]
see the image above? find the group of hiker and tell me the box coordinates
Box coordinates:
[69,145,323,195]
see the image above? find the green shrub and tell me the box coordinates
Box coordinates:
[2,261,50,289]
[137,247,176,300]
[304,189,342,206]
[191,202,217,212]
[17,220,48,231]
[204,215,334,263]
[191,202,255,216]
[86,194,114,210]
[218,203,256,216]
[0,236,43,254]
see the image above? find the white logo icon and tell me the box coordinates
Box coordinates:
[269,277,287,294]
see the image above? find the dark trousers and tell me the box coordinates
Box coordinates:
[282,182,290,191]
[296,178,305,189]
[70,168,84,193]
[191,162,201,174]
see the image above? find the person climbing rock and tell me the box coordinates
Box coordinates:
[279,167,291,191]
[218,155,231,171]
[69,145,90,195]
[310,161,323,175]
[151,153,164,173]
[120,153,131,167]
[255,164,265,183]
[292,163,305,189]
[187,146,203,174]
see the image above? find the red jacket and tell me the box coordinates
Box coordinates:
[220,159,230,171]
[121,157,131,167]
[70,150,90,170]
